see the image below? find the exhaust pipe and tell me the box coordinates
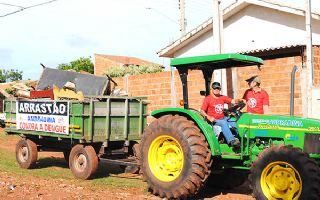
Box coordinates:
[290,65,297,116]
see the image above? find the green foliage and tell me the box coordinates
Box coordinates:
[104,65,163,77]
[5,88,15,95]
[58,57,94,74]
[0,69,23,83]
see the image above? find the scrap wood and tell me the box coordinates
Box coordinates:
[53,85,84,101]
[10,82,33,91]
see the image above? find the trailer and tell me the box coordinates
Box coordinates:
[4,96,147,179]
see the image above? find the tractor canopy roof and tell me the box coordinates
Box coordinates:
[170,53,263,70]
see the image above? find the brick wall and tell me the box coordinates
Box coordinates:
[113,70,204,113]
[236,56,303,116]
[111,57,304,117]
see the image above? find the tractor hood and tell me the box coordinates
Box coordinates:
[238,113,320,133]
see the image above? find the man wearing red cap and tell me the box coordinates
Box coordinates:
[243,75,269,114]
[201,82,242,147]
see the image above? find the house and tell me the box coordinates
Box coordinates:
[94,54,162,76]
[157,0,320,117]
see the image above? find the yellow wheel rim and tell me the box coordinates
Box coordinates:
[148,135,184,182]
[261,161,302,200]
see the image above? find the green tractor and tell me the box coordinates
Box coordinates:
[140,54,320,199]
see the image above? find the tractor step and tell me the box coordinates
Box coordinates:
[221,153,241,159]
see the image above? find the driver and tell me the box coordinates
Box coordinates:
[201,82,242,147]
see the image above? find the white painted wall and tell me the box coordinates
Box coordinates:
[224,5,320,53]
[174,5,320,58]
[174,30,213,58]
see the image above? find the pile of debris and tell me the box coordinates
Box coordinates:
[0,67,124,101]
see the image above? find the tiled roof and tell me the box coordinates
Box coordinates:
[239,44,304,54]
[95,54,161,66]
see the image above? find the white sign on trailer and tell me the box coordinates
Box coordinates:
[16,101,69,135]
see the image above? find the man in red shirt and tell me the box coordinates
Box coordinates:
[201,82,241,147]
[242,75,269,114]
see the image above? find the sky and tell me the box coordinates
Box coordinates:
[0,0,319,80]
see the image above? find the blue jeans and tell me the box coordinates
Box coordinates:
[214,117,238,144]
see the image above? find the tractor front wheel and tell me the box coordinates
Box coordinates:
[249,145,320,200]
[140,115,212,199]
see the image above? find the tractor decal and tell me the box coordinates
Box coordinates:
[251,119,303,127]
[285,134,299,141]
[238,124,315,132]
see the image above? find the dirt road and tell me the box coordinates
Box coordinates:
[0,128,254,200]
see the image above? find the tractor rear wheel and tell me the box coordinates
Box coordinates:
[249,145,320,200]
[69,145,98,179]
[140,115,212,199]
[15,139,38,169]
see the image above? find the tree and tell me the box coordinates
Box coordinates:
[0,69,23,83]
[58,57,94,74]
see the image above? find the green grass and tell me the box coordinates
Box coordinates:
[0,147,146,190]
[0,148,73,179]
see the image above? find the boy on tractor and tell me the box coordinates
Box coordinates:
[200,81,242,147]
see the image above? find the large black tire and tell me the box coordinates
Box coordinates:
[207,169,248,189]
[69,145,98,180]
[249,145,320,200]
[15,139,38,169]
[140,115,212,199]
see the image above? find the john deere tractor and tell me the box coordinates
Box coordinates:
[140,54,320,199]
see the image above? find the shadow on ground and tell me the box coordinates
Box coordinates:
[35,157,69,169]
[92,162,133,179]
[34,156,127,178]
[195,180,253,199]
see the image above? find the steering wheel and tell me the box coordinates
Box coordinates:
[224,101,246,120]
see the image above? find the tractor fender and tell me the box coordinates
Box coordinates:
[151,108,221,155]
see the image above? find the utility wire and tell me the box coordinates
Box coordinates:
[0,3,24,8]
[0,0,58,17]
[145,7,179,24]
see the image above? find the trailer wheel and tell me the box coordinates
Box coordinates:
[16,139,38,169]
[140,115,212,199]
[69,145,98,179]
[207,170,248,189]
[250,145,320,200]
